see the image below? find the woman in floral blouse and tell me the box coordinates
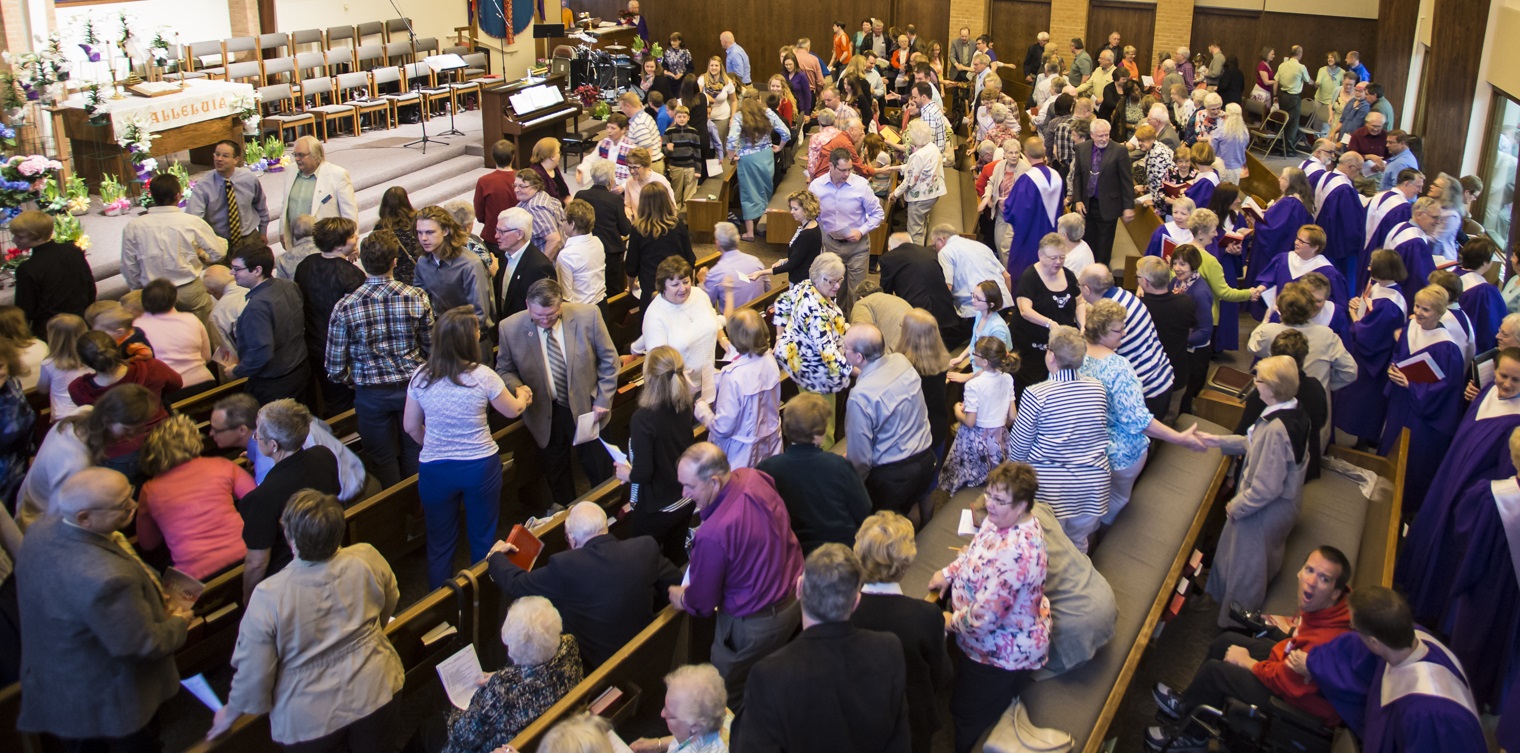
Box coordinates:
[928,461,1050,753]
[773,253,851,445]
[891,120,947,246]
[442,596,583,753]
[663,33,693,81]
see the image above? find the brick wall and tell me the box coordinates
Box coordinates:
[1051,0,1090,53]
[228,0,262,39]
[949,0,989,39]
[1152,0,1195,68]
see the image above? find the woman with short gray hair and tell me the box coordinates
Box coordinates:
[631,664,732,752]
[774,252,851,444]
[891,119,946,245]
[440,596,583,753]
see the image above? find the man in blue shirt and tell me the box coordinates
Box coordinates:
[1379,131,1421,190]
[721,31,751,85]
[1345,50,1370,83]
[809,148,885,313]
[1333,81,1369,141]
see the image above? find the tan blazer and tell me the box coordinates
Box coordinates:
[494,302,619,447]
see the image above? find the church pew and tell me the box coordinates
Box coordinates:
[172,378,249,423]
[341,472,425,566]
[1121,204,1165,291]
[762,151,814,245]
[686,165,738,244]
[1241,151,1284,206]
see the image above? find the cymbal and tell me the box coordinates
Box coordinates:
[605,45,629,51]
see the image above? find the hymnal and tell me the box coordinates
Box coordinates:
[504,524,544,570]
[1395,352,1446,384]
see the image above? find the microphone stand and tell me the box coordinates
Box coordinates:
[389,0,446,152]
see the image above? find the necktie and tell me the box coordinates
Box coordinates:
[544,326,570,405]
[111,530,167,604]
[225,177,243,241]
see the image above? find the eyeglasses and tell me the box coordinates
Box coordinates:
[208,424,240,435]
[229,264,248,272]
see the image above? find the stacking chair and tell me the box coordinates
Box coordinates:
[160,44,207,81]
[354,43,385,72]
[326,25,358,54]
[185,40,226,78]
[262,56,299,87]
[224,61,265,89]
[326,47,356,76]
[460,52,489,81]
[1241,98,1269,129]
[294,52,329,83]
[413,37,440,63]
[301,76,359,140]
[404,62,452,118]
[1249,110,1292,157]
[290,28,325,56]
[383,40,413,68]
[446,53,489,111]
[372,65,422,123]
[259,84,316,142]
[223,36,258,67]
[385,18,413,43]
[357,21,386,46]
[442,45,472,57]
[257,32,290,62]
[337,71,393,132]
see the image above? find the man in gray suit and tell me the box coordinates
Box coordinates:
[495,278,618,509]
[16,468,192,750]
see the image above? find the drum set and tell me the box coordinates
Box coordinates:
[566,32,635,94]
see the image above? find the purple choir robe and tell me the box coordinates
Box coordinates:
[1183,170,1219,213]
[1335,283,1405,440]
[1003,165,1063,283]
[1395,384,1520,626]
[1380,323,1466,516]
[1243,196,1314,310]
[1207,234,1246,351]
[1298,158,1328,192]
[1458,271,1506,353]
[1362,189,1413,290]
[1307,631,1488,753]
[1142,221,1192,258]
[1384,221,1438,310]
[1313,171,1367,286]
[1446,475,1520,714]
[1261,253,1350,314]
[1442,308,1477,367]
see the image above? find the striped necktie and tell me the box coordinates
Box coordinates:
[544,326,570,405]
[225,177,243,241]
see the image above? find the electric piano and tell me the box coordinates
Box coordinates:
[481,74,583,169]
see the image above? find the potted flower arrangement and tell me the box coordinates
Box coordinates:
[573,84,600,109]
[85,83,108,126]
[116,115,157,187]
[165,162,191,207]
[78,16,103,62]
[64,176,89,215]
[99,174,130,216]
[263,137,287,172]
[232,92,260,135]
[243,139,265,174]
[51,213,89,252]
[1,74,26,124]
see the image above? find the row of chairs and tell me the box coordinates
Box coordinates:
[166,20,458,80]
[1244,98,1335,157]
[257,59,489,142]
[202,42,486,88]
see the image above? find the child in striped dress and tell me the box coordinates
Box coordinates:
[940,337,1020,493]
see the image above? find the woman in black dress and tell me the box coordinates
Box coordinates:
[675,74,712,172]
[1014,233,1083,389]
[771,189,822,285]
[616,346,697,564]
[898,309,953,492]
[1217,56,1246,107]
[625,185,695,310]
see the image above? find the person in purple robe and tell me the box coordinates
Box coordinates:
[1396,348,1520,626]
[1334,250,1407,444]
[1272,272,1352,347]
[1444,427,1520,725]
[1299,588,1488,753]
[1297,147,1331,192]
[1003,144,1063,284]
[1202,219,1246,351]
[1430,270,1478,369]
[1360,170,1423,290]
[1313,152,1367,288]
[1456,238,1506,354]
[1381,285,1467,515]
[617,0,650,42]
[1383,196,1442,311]
[1258,224,1349,318]
[1142,198,1195,259]
[1181,142,1220,210]
[1185,210,1260,353]
[1243,168,1315,313]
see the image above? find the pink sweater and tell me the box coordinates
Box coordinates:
[136,456,256,580]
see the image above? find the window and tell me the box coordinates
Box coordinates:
[1477,93,1519,248]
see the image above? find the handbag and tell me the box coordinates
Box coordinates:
[983,699,1073,753]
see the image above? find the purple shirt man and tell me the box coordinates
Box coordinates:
[702,241,771,312]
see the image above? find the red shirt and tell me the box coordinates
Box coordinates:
[807,132,876,180]
[67,358,181,456]
[1250,596,1353,725]
[1347,127,1389,159]
[136,456,255,580]
[833,31,852,65]
[473,169,519,243]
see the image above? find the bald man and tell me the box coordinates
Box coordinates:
[842,323,936,525]
[15,468,192,748]
[721,31,751,85]
[204,263,247,356]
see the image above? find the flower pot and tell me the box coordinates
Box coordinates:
[242,120,259,135]
[103,205,122,217]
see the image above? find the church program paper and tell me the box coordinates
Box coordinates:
[436,644,485,710]
[574,411,601,445]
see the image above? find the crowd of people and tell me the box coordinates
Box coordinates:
[0,6,1513,753]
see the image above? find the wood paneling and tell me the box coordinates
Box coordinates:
[1421,0,1487,175]
[991,0,1053,72]
[1376,0,1418,116]
[1189,8,1377,90]
[897,0,953,51]
[1088,1,1155,77]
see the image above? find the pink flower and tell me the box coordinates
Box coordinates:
[15,155,55,177]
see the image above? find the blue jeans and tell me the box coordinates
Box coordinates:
[418,455,501,588]
[354,383,420,489]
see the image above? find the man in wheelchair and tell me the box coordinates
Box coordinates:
[1144,546,1355,752]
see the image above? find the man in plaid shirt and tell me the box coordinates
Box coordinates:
[326,230,434,488]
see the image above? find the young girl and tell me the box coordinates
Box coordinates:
[862,134,894,197]
[35,314,90,419]
[939,336,1019,493]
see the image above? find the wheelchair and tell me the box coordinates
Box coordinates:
[1157,695,1336,753]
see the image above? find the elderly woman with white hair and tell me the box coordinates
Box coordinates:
[983,104,1020,153]
[1213,104,1250,184]
[892,119,947,245]
[630,664,732,753]
[1144,197,1195,258]
[774,252,852,443]
[1051,212,1095,276]
[1197,356,1312,627]
[442,199,499,277]
[441,596,583,753]
[1188,91,1225,145]
[979,137,1029,262]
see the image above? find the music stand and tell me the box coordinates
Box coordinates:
[389,0,445,153]
[425,53,469,137]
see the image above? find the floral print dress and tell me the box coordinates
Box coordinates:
[939,370,1015,494]
[941,515,1050,671]
[772,281,852,394]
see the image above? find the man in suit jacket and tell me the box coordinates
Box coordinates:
[488,501,680,668]
[737,544,910,753]
[16,468,191,747]
[494,207,556,320]
[276,136,358,251]
[1068,119,1135,268]
[574,164,633,296]
[495,278,618,508]
[878,232,970,348]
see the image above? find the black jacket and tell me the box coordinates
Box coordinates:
[851,593,952,753]
[879,243,962,334]
[1140,289,1198,373]
[15,240,96,339]
[1069,139,1135,221]
[736,621,911,753]
[488,533,681,669]
[499,242,555,320]
[626,221,695,309]
[574,185,631,261]
[756,444,872,554]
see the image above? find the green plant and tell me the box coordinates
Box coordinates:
[0,73,25,111]
[243,139,264,165]
[592,101,611,120]
[650,42,663,60]
[99,174,127,205]
[263,136,285,160]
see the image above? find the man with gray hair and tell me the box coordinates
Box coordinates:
[738,544,911,753]
[236,398,341,600]
[203,263,247,357]
[669,442,803,712]
[15,468,192,749]
[842,323,936,525]
[276,214,318,280]
[1068,119,1134,267]
[495,206,555,319]
[703,222,769,310]
[276,135,357,251]
[488,501,680,668]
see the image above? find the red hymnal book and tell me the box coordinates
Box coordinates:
[1396,352,1446,384]
[1161,236,1178,260]
[505,525,545,570]
[1163,180,1191,198]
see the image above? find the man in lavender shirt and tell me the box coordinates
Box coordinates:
[702,222,772,313]
[667,442,803,712]
[809,148,886,313]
